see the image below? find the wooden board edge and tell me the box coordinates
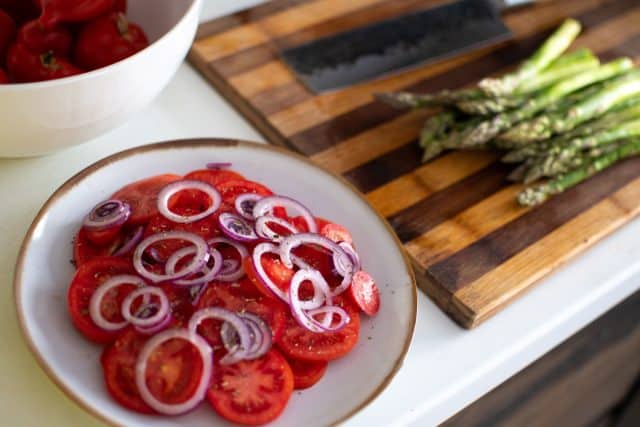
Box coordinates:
[187,49,296,152]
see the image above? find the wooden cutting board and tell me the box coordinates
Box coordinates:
[189,0,640,328]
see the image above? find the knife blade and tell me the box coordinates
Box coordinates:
[281,0,535,92]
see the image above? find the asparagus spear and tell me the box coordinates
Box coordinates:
[458,58,634,148]
[500,67,640,144]
[374,88,481,109]
[518,138,640,206]
[479,19,582,96]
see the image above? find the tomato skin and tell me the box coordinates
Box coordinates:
[216,179,273,206]
[67,257,136,344]
[243,255,295,300]
[195,279,286,350]
[17,19,72,56]
[285,357,328,390]
[38,0,115,28]
[83,225,122,246]
[110,174,181,225]
[277,297,360,361]
[112,0,126,13]
[0,9,16,60]
[74,12,148,70]
[0,68,8,83]
[6,42,81,82]
[208,349,294,426]
[320,222,353,244]
[184,169,246,189]
[349,271,380,316]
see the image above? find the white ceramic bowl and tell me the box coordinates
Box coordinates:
[14,139,417,427]
[0,0,202,158]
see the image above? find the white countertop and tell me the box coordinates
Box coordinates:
[2,1,640,426]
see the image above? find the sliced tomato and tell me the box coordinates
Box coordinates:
[277,297,360,361]
[216,179,273,206]
[285,357,328,390]
[67,257,136,343]
[320,222,353,244]
[184,169,245,188]
[243,254,295,300]
[83,226,122,246]
[102,327,205,414]
[208,349,294,425]
[73,226,141,267]
[349,271,380,316]
[195,279,286,349]
[111,174,182,225]
[159,284,194,326]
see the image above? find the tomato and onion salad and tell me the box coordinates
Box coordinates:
[66,164,381,425]
[0,1,149,84]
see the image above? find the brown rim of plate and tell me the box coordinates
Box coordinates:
[13,138,418,427]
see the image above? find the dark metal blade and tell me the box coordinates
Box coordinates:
[281,0,512,92]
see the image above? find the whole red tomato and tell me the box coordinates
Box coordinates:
[74,12,148,71]
[7,42,82,82]
[38,0,115,29]
[18,20,72,57]
[0,68,8,83]
[0,1,40,25]
[0,9,16,60]
[113,0,126,13]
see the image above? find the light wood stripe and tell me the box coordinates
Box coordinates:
[454,176,640,326]
[229,62,297,99]
[193,0,385,62]
[366,151,498,217]
[309,109,432,174]
[266,0,611,137]
[405,185,528,268]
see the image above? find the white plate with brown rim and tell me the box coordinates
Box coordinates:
[14,139,417,427]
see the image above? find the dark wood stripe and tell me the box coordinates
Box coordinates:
[212,45,279,79]
[427,156,640,294]
[195,0,308,39]
[600,32,640,62]
[343,140,423,193]
[285,0,640,154]
[249,81,314,116]
[389,162,511,242]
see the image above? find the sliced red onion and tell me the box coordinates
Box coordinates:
[238,313,271,360]
[235,193,262,220]
[165,246,223,286]
[189,283,209,306]
[189,307,252,365]
[83,199,130,231]
[121,286,170,329]
[251,243,288,303]
[289,270,328,333]
[135,328,212,415]
[206,162,232,169]
[208,237,249,282]
[89,274,146,332]
[253,195,317,233]
[218,212,258,242]
[157,180,221,224]
[255,215,299,242]
[306,305,351,331]
[135,312,173,335]
[113,226,144,257]
[334,242,361,275]
[133,232,208,283]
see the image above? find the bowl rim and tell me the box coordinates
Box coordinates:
[13,138,418,427]
[0,0,202,91]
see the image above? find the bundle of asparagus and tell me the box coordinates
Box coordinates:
[376,19,640,206]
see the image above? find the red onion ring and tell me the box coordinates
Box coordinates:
[83,199,130,231]
[133,232,208,283]
[157,180,221,224]
[289,270,330,333]
[234,193,262,220]
[135,312,174,335]
[218,212,259,242]
[237,313,272,360]
[135,328,213,415]
[206,162,232,169]
[334,242,360,275]
[121,286,170,329]
[254,215,299,242]
[208,237,249,282]
[306,305,351,332]
[113,226,144,257]
[165,246,223,286]
[188,307,252,365]
[251,243,288,303]
[89,274,146,332]
[253,195,317,233]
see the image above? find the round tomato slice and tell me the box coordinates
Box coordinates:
[102,327,205,414]
[184,169,245,188]
[285,357,328,390]
[73,226,142,267]
[277,297,360,361]
[159,284,194,326]
[83,226,122,246]
[111,174,182,225]
[320,222,353,245]
[208,349,294,425]
[195,279,286,349]
[349,271,380,316]
[243,254,295,300]
[216,179,273,206]
[67,257,136,343]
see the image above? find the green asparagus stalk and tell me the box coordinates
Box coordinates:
[374,88,482,109]
[499,67,640,144]
[458,58,634,148]
[479,19,582,96]
[419,111,457,161]
[518,138,640,206]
